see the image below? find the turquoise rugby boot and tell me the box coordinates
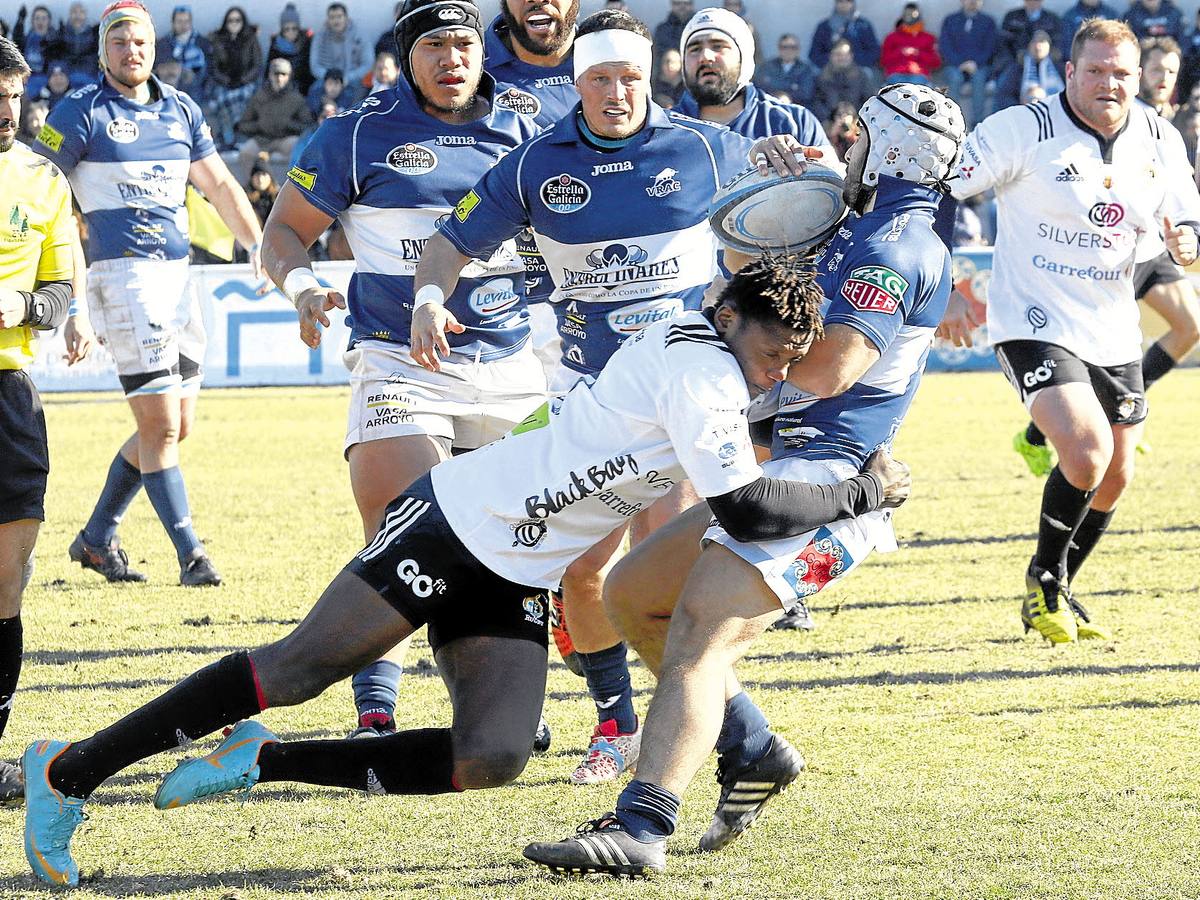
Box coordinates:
[23,740,86,887]
[156,720,277,810]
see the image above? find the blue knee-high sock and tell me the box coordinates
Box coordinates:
[352,660,401,725]
[716,692,773,770]
[615,779,681,840]
[141,467,202,563]
[82,453,142,547]
[577,642,637,733]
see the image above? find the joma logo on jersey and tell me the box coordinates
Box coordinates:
[592,160,633,176]
[839,265,908,314]
[561,243,681,291]
[534,74,573,88]
[435,134,476,146]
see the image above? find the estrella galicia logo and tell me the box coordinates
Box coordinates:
[646,167,681,199]
[383,143,438,175]
[606,297,683,334]
[1026,305,1048,332]
[495,87,541,117]
[540,173,590,213]
[468,277,520,318]
[1088,201,1124,228]
[511,518,548,548]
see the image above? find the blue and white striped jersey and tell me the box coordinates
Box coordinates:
[759,176,952,466]
[33,75,216,262]
[439,102,756,375]
[287,77,540,359]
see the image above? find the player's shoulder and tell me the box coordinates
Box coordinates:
[6,142,71,204]
[664,109,730,140]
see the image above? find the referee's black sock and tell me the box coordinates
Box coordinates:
[1066,507,1116,585]
[1141,340,1177,391]
[0,615,22,743]
[49,651,263,799]
[256,728,459,794]
[1033,467,1096,579]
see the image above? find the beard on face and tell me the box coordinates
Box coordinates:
[689,67,740,105]
[501,0,580,56]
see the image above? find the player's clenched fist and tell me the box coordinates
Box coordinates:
[1164,216,1198,267]
[410,302,465,373]
[864,446,912,509]
[296,287,346,350]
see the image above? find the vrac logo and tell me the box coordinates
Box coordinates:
[646,167,681,198]
[394,558,446,598]
[1088,201,1124,227]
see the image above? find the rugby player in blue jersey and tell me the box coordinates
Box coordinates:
[524,84,966,876]
[263,0,548,742]
[416,7,813,786]
[20,248,914,887]
[34,1,263,587]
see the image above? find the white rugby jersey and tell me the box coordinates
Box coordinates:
[951,92,1200,365]
[430,311,762,589]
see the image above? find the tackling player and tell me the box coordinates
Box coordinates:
[20,255,907,888]
[265,0,547,740]
[523,84,964,876]
[1008,35,1200,473]
[34,1,263,587]
[0,35,77,804]
[941,19,1200,642]
[415,7,806,785]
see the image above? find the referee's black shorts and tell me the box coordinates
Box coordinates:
[0,369,49,524]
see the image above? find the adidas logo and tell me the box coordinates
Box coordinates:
[1056,163,1085,182]
[365,767,386,796]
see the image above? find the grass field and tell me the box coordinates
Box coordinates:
[1,370,1198,899]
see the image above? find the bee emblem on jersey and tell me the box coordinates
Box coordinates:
[522,596,545,625]
[511,519,548,548]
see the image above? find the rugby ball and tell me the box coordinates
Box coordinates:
[708,162,847,255]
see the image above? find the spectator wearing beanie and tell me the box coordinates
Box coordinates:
[155,5,211,104]
[207,5,265,150]
[880,2,941,85]
[237,58,312,182]
[269,4,315,95]
[810,0,881,72]
[309,2,369,89]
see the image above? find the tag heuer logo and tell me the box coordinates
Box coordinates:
[840,265,908,314]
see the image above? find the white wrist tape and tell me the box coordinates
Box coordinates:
[282,267,321,308]
[413,284,446,312]
[573,29,652,81]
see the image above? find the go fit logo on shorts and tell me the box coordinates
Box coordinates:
[1088,201,1124,228]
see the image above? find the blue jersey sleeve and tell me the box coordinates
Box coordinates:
[286,117,357,217]
[825,244,927,354]
[179,91,217,161]
[437,144,530,260]
[33,89,93,174]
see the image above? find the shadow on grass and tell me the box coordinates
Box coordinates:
[742,660,1200,692]
[19,676,179,694]
[984,696,1200,716]
[902,523,1200,550]
[743,638,1024,666]
[24,646,244,665]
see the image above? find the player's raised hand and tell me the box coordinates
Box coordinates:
[296,287,346,350]
[749,136,823,177]
[935,288,982,347]
[864,446,912,509]
[63,314,95,365]
[1164,216,1198,267]
[410,303,465,373]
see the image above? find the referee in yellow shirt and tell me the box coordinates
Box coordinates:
[0,36,76,804]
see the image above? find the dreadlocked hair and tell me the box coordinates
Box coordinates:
[718,252,826,340]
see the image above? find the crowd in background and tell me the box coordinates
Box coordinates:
[5,0,1200,249]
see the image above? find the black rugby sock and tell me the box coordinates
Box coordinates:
[1033,467,1096,579]
[1025,421,1047,447]
[0,615,22,743]
[50,651,263,799]
[1141,341,1176,391]
[1066,507,1116,584]
[256,728,458,794]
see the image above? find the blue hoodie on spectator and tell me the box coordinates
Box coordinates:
[939,7,998,69]
[809,1,881,70]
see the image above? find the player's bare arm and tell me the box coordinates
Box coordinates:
[261,182,343,350]
[935,284,982,348]
[189,153,264,277]
[785,322,881,398]
[63,223,94,365]
[411,231,471,373]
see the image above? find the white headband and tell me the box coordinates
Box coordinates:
[573,29,653,81]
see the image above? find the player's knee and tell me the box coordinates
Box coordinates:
[251,641,349,706]
[138,418,181,450]
[452,746,531,789]
[1057,441,1110,490]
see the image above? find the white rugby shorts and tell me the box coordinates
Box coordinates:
[526,301,562,384]
[703,456,898,612]
[343,339,547,455]
[86,257,205,396]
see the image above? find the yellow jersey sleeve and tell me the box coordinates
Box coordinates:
[35,164,75,285]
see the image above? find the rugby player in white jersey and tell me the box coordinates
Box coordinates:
[20,253,909,887]
[938,19,1200,642]
[34,1,263,587]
